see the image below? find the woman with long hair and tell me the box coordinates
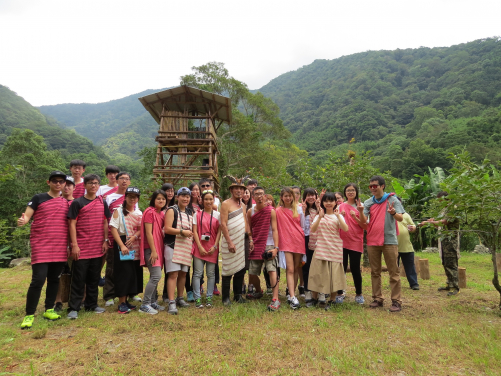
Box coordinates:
[161,183,176,207]
[302,188,319,303]
[241,188,253,294]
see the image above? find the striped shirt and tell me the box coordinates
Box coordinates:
[171,210,193,266]
[312,214,345,263]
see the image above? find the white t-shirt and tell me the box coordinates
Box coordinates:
[97,185,117,197]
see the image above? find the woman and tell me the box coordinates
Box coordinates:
[161,183,176,207]
[241,188,253,294]
[185,182,202,302]
[109,187,143,314]
[396,197,420,290]
[140,190,168,315]
[164,187,194,315]
[338,184,367,304]
[302,188,319,303]
[276,187,305,310]
[334,192,344,205]
[292,186,306,297]
[192,190,221,308]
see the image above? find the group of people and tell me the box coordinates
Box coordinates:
[18,160,461,329]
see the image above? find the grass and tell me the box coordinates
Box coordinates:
[0,252,500,375]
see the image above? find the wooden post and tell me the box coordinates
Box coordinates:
[496,254,501,272]
[399,263,406,277]
[59,274,71,303]
[414,255,420,273]
[458,267,467,288]
[419,259,430,280]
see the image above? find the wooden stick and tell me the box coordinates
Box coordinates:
[419,259,430,280]
[414,255,420,273]
[458,267,467,289]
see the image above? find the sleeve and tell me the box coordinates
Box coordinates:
[67,199,82,219]
[300,211,305,232]
[392,197,405,214]
[27,194,41,211]
[363,199,371,217]
[103,201,112,219]
[109,211,121,230]
[192,212,198,225]
[312,216,320,225]
[143,210,153,225]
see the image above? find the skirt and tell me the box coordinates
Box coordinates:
[113,236,143,296]
[308,257,347,294]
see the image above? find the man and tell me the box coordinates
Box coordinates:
[62,176,75,202]
[358,175,404,312]
[246,187,280,311]
[67,174,111,319]
[220,176,249,305]
[421,191,461,296]
[69,159,86,199]
[18,171,70,329]
[96,165,120,199]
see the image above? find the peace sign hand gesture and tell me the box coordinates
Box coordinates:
[356,199,364,212]
[387,202,396,215]
[318,208,325,219]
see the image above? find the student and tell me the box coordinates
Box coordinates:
[396,197,420,291]
[141,190,168,314]
[18,171,70,329]
[164,187,194,315]
[192,190,221,308]
[69,160,86,199]
[109,187,143,314]
[302,188,319,303]
[246,187,281,311]
[334,192,344,205]
[241,188,253,294]
[246,179,258,204]
[96,165,120,198]
[263,194,281,294]
[67,174,111,319]
[159,183,175,303]
[291,186,305,298]
[338,184,367,304]
[307,192,349,309]
[359,175,405,312]
[220,176,249,305]
[276,187,305,310]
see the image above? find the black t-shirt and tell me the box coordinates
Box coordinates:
[28,193,56,212]
[67,196,111,220]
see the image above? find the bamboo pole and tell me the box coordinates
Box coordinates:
[458,267,467,289]
[419,259,430,280]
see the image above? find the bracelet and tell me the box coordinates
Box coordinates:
[390,212,396,216]
[180,229,184,237]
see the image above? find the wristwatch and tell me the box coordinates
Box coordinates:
[104,238,109,242]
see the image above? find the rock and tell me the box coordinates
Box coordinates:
[473,244,490,254]
[422,247,439,253]
[9,257,31,268]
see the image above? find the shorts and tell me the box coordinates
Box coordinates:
[164,245,189,273]
[249,246,278,276]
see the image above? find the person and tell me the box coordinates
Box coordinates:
[292,186,305,298]
[96,165,120,199]
[395,197,420,291]
[192,190,221,308]
[164,187,194,315]
[358,175,404,312]
[246,178,258,204]
[246,187,281,311]
[69,159,86,199]
[220,176,249,305]
[302,188,319,303]
[67,174,111,319]
[159,183,175,303]
[18,171,70,329]
[263,194,281,293]
[241,188,253,294]
[421,191,460,296]
[185,182,201,302]
[334,192,344,205]
[307,192,349,309]
[109,187,143,314]
[276,187,305,309]
[140,190,168,314]
[338,184,367,304]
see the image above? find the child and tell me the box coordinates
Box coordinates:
[307,192,349,310]
[302,188,319,303]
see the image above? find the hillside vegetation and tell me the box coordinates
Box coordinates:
[258,37,501,178]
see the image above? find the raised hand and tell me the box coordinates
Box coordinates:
[17,213,26,227]
[319,208,325,218]
[301,202,307,212]
[350,210,357,219]
[315,198,321,211]
[356,199,364,212]
[387,202,396,215]
[340,210,346,216]
[320,189,326,200]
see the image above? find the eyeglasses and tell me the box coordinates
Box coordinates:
[118,177,130,181]
[202,190,214,194]
[369,185,380,189]
[51,179,66,185]
[253,192,264,197]
[86,181,100,186]
[346,189,356,193]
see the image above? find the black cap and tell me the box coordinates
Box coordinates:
[126,187,140,195]
[65,176,75,185]
[49,171,66,180]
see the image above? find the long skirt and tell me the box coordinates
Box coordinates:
[113,235,143,297]
[308,257,347,294]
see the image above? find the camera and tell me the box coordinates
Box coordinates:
[202,235,211,241]
[262,250,273,260]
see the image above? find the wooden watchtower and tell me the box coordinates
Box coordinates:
[139,85,232,191]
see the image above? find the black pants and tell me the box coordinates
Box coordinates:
[303,236,315,291]
[68,257,102,312]
[25,262,65,315]
[341,248,362,295]
[398,252,419,288]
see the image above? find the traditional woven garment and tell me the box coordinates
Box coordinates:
[338,202,364,253]
[75,197,105,259]
[220,207,246,276]
[250,205,272,259]
[73,182,85,199]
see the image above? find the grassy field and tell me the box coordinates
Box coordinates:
[1,252,500,375]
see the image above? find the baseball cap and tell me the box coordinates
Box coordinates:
[126,187,141,195]
[49,171,66,180]
[65,175,75,185]
[177,187,191,196]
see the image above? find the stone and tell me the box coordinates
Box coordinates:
[422,247,439,253]
[9,257,31,268]
[473,244,490,254]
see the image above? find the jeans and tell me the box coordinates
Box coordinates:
[25,262,65,315]
[193,257,215,300]
[143,248,162,306]
[398,252,419,288]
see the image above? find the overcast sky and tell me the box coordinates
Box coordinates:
[1,0,500,106]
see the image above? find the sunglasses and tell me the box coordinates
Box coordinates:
[369,184,380,189]
[50,179,66,185]
[201,184,211,188]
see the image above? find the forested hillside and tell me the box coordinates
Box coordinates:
[258,37,501,178]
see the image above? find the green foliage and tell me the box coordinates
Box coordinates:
[0,246,14,267]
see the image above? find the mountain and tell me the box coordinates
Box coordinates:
[257,37,501,178]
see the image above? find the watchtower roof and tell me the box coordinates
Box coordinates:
[138,85,232,125]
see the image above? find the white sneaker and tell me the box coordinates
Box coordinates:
[151,302,165,311]
[94,307,106,314]
[318,293,326,303]
[305,290,313,301]
[105,299,115,307]
[289,296,301,310]
[139,305,158,315]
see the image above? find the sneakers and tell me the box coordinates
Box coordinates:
[213,285,221,296]
[118,302,130,314]
[318,293,326,304]
[325,300,335,311]
[205,297,213,308]
[411,285,420,290]
[176,297,190,308]
[139,304,158,315]
[105,299,115,307]
[131,295,142,302]
[126,301,136,310]
[266,287,273,295]
[67,310,78,319]
[98,276,105,287]
[150,302,165,311]
[234,295,248,304]
[43,309,61,321]
[94,307,106,313]
[168,301,178,315]
[195,298,204,308]
[246,291,264,300]
[249,284,255,293]
[438,286,451,292]
[335,295,345,304]
[389,301,402,312]
[285,287,290,300]
[369,300,383,308]
[268,299,281,311]
[306,299,318,308]
[304,290,312,302]
[447,289,460,296]
[355,295,365,304]
[242,284,247,295]
[298,285,305,298]
[186,291,195,302]
[289,296,300,310]
[54,302,63,313]
[21,315,34,329]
